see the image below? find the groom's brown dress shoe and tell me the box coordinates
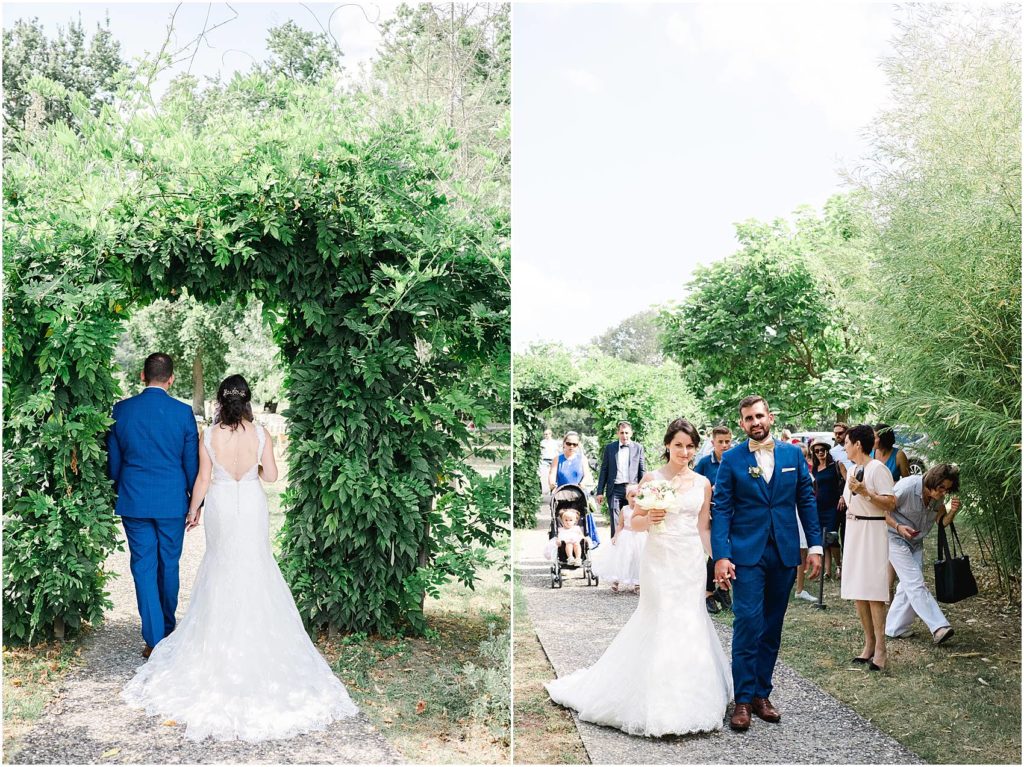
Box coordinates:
[142,645,153,659]
[729,703,752,731]
[752,696,781,723]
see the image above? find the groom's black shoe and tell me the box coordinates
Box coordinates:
[729,703,751,731]
[142,645,153,659]
[752,696,781,723]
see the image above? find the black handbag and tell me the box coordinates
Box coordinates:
[934,521,978,603]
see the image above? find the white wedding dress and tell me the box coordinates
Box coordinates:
[122,424,358,742]
[546,471,733,737]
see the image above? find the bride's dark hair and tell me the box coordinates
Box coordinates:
[662,418,701,462]
[216,374,253,430]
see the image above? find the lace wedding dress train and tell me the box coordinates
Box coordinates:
[546,473,733,737]
[122,425,358,742]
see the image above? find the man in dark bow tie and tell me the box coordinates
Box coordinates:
[596,420,645,537]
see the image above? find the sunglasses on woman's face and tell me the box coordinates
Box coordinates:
[565,442,579,447]
[813,448,828,454]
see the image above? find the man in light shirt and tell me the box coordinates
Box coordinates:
[538,428,561,496]
[596,420,645,537]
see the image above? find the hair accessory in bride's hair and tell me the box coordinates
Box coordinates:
[222,387,247,398]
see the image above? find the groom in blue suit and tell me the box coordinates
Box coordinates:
[108,353,199,658]
[711,395,821,731]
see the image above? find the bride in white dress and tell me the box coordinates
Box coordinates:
[122,375,358,742]
[546,417,733,737]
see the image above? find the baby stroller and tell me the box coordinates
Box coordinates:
[549,484,599,589]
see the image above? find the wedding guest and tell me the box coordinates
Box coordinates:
[830,422,852,550]
[810,440,843,579]
[549,431,592,491]
[841,424,897,671]
[539,428,561,495]
[873,424,911,482]
[695,426,733,612]
[596,421,645,537]
[880,464,960,644]
[799,442,812,469]
[873,424,911,597]
[593,484,647,594]
[793,511,815,602]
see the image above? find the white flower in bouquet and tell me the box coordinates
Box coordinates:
[635,479,677,533]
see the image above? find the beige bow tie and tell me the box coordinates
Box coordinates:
[748,439,775,453]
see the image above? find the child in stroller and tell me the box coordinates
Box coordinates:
[547,483,599,588]
[558,509,585,565]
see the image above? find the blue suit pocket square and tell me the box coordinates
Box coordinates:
[781,467,796,473]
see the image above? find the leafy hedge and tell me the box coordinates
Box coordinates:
[3,77,509,642]
[512,346,702,527]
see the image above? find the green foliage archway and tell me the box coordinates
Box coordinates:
[3,77,509,642]
[512,346,703,527]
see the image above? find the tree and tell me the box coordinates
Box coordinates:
[853,5,1021,592]
[262,20,341,82]
[223,302,286,411]
[2,16,124,140]
[592,309,665,366]
[118,294,235,415]
[373,4,510,212]
[660,211,887,426]
[116,296,286,414]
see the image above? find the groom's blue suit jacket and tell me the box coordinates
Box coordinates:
[107,387,199,518]
[710,439,820,567]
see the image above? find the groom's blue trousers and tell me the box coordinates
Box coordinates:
[731,537,797,703]
[122,516,185,649]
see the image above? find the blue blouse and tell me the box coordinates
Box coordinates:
[555,452,585,487]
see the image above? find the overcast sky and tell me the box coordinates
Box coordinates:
[512,3,897,351]
[2,1,401,97]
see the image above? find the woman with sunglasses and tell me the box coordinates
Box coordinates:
[810,440,843,579]
[549,431,593,491]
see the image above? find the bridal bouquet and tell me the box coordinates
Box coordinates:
[635,479,677,533]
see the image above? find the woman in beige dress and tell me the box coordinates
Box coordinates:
[840,424,896,671]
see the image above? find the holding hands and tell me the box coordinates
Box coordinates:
[714,558,736,591]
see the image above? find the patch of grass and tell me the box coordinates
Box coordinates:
[713,533,1020,764]
[511,536,589,764]
[3,639,85,761]
[272,452,511,762]
[319,551,511,764]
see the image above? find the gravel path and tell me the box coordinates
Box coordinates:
[517,508,923,765]
[10,526,402,765]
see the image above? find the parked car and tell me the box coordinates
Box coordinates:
[894,427,932,475]
[790,431,834,447]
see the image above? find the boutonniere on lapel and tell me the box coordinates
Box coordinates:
[748,466,763,479]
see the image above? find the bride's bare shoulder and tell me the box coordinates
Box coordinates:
[639,470,660,486]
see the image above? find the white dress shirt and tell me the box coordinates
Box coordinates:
[752,438,822,557]
[614,441,630,484]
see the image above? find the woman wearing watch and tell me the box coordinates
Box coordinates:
[841,424,897,672]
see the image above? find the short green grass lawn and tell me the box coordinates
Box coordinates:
[321,544,510,764]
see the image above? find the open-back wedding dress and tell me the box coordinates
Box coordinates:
[122,424,358,742]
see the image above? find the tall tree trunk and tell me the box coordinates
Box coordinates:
[192,351,204,416]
